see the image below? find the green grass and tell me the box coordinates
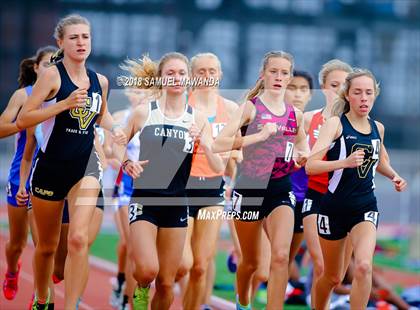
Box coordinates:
[374,238,420,273]
[89,232,119,263]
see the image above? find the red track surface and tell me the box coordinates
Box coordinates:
[0,234,185,310]
[1,214,418,310]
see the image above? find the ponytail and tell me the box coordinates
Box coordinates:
[332,96,350,117]
[18,45,58,88]
[18,57,36,88]
[245,79,264,101]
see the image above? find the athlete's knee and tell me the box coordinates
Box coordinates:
[323,272,342,287]
[155,277,175,296]
[36,243,57,258]
[67,232,89,253]
[7,239,27,255]
[36,236,60,257]
[133,263,158,285]
[270,249,290,268]
[239,256,259,274]
[354,259,372,279]
[175,266,189,282]
[190,257,208,279]
[254,269,269,283]
[176,257,193,280]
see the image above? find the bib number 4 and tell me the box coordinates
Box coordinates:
[364,211,379,226]
[318,215,331,235]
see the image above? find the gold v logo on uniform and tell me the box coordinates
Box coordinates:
[70,106,96,130]
[352,143,378,179]
[70,93,102,130]
[358,160,375,178]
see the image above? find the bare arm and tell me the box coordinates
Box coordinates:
[102,110,126,168]
[16,67,87,130]
[19,127,37,188]
[303,110,316,134]
[306,117,365,175]
[16,127,37,205]
[212,101,267,153]
[112,104,149,179]
[293,110,310,166]
[112,106,143,163]
[194,111,224,174]
[96,74,112,131]
[224,157,238,180]
[224,98,239,119]
[96,74,127,145]
[94,131,108,170]
[375,121,407,192]
[0,89,27,138]
[375,122,396,179]
[217,98,241,165]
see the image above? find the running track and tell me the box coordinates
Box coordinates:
[1,230,418,309]
[0,233,122,310]
[0,232,233,310]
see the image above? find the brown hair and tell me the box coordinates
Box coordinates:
[333,68,381,116]
[18,45,58,88]
[245,51,294,101]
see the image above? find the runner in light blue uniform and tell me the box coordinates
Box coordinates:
[0,46,57,302]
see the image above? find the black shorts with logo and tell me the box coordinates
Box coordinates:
[232,176,296,222]
[317,197,379,241]
[302,188,324,219]
[129,189,188,228]
[30,151,102,201]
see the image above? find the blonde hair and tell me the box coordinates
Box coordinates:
[190,52,222,74]
[54,14,90,40]
[245,51,294,101]
[318,59,352,87]
[120,52,189,98]
[333,68,381,116]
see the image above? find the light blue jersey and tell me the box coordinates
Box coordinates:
[7,86,42,187]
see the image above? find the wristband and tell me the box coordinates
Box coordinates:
[122,159,132,172]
